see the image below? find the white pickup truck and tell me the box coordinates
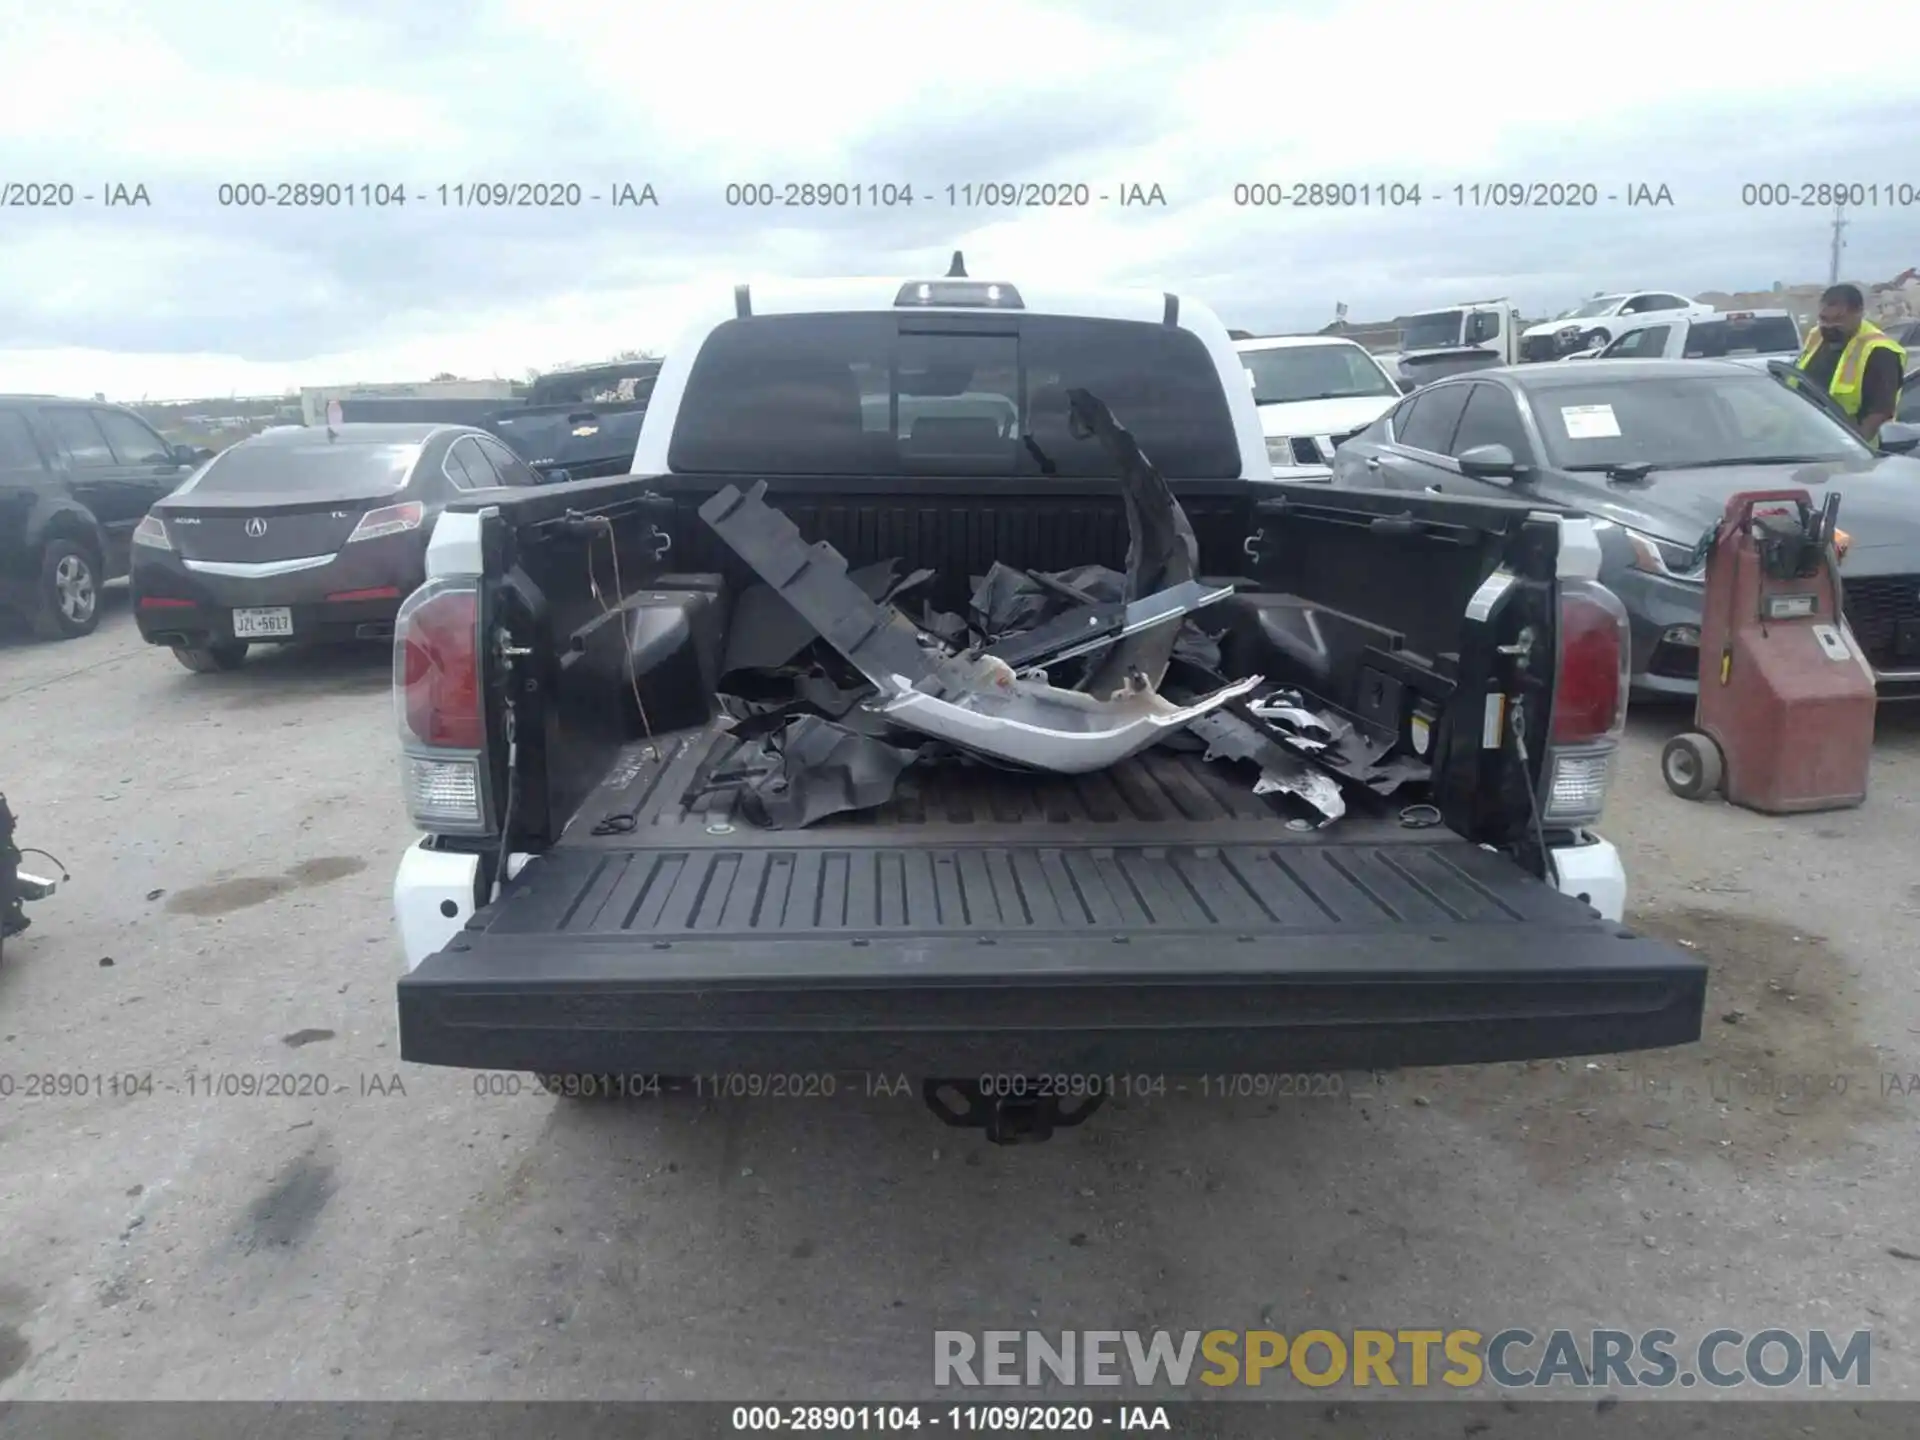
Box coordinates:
[387,265,1701,1142]
[1390,300,1524,388]
[1587,309,1803,367]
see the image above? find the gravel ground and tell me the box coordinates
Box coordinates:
[1,587,1916,1403]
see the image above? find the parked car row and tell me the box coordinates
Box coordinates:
[1321,358,1920,701]
[0,390,553,669]
[10,286,1911,731]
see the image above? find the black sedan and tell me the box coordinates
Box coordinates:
[131,423,543,672]
[1328,359,1920,699]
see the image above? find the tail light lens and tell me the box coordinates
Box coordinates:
[1544,578,1631,826]
[348,502,425,543]
[133,513,171,550]
[393,579,490,833]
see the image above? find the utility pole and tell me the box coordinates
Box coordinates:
[1828,202,1848,286]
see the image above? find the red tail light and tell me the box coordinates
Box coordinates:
[395,583,482,749]
[327,585,402,603]
[1543,578,1631,826]
[348,502,425,543]
[138,596,194,610]
[1552,580,1630,743]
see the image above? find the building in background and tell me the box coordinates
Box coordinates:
[299,378,518,427]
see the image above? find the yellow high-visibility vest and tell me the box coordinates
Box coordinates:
[1795,320,1906,419]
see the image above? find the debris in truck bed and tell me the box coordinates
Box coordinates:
[692,395,1424,828]
[876,664,1262,774]
[720,557,930,678]
[1064,389,1200,700]
[1185,710,1346,824]
[700,483,945,688]
[1246,687,1431,795]
[715,714,926,830]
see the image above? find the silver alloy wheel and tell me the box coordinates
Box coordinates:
[54,553,96,624]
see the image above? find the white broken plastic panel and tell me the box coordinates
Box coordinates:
[1248,692,1345,750]
[867,659,1263,774]
[1253,766,1346,824]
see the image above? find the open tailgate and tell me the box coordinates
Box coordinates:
[399,773,1705,1079]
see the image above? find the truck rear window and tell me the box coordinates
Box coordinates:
[666,313,1243,478]
[1683,316,1800,357]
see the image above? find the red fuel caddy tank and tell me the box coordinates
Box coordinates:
[1660,489,1876,813]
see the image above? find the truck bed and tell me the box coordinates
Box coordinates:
[399,728,1707,1078]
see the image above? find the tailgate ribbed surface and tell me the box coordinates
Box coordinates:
[491,733,1590,944]
[484,837,1573,941]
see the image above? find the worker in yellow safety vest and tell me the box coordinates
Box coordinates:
[1795,283,1906,446]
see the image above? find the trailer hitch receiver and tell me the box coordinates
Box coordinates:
[922,1079,1106,1145]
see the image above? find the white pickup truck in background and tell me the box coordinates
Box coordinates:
[1389,299,1524,388]
[1232,335,1404,479]
[1588,309,1804,367]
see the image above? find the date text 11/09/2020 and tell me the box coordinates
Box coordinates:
[468,1073,1350,1102]
[1231,181,1675,208]
[730,1405,1172,1433]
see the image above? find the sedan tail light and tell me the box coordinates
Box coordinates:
[132,514,171,550]
[348,502,425,543]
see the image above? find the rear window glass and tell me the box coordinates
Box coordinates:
[1683,317,1801,357]
[185,442,420,494]
[666,313,1243,478]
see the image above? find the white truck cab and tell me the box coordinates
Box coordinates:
[630,267,1271,482]
[1591,309,1802,368]
[1391,300,1522,389]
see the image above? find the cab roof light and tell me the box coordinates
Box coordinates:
[895,279,1025,309]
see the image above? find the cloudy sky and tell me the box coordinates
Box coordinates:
[2,0,1914,400]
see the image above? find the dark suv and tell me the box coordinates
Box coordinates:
[0,395,210,639]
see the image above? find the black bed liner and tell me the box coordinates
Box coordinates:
[400,729,1706,1076]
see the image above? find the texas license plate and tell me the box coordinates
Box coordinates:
[232,606,293,639]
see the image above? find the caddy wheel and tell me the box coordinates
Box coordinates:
[1661,732,1723,800]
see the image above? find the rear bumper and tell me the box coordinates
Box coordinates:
[393,835,1702,1077]
[130,540,420,646]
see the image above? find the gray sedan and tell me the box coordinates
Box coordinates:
[1328,358,1920,700]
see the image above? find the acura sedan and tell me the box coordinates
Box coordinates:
[1329,359,1920,699]
[131,422,543,672]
